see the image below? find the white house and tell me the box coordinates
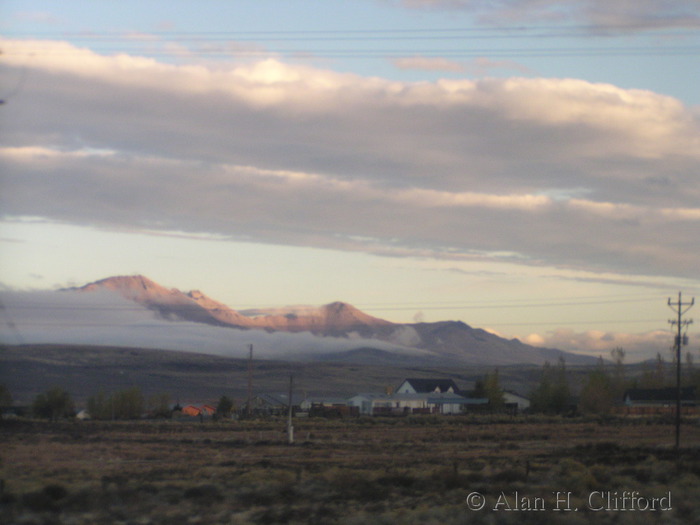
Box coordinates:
[349,391,488,416]
[503,391,530,412]
[347,393,391,415]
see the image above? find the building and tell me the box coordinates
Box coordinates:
[503,391,531,413]
[181,405,202,417]
[300,397,358,418]
[620,387,697,416]
[299,397,350,411]
[247,393,305,416]
[395,378,460,394]
[348,393,391,415]
[428,392,488,415]
[348,390,488,416]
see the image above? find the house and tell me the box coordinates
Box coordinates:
[247,393,305,416]
[177,404,218,419]
[299,397,349,411]
[348,393,391,415]
[503,391,530,413]
[181,405,203,417]
[201,405,216,416]
[427,392,488,415]
[387,393,435,414]
[349,391,488,416]
[620,387,697,416]
[395,378,460,395]
[300,397,358,418]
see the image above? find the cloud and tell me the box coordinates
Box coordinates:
[345,54,526,81]
[13,11,63,25]
[391,56,465,72]
[388,0,700,31]
[462,57,532,76]
[525,328,684,362]
[1,38,699,281]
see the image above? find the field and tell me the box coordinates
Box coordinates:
[2,417,700,524]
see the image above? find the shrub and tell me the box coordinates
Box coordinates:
[21,484,69,512]
[183,484,224,504]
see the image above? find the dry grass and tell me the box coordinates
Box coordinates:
[1,417,700,524]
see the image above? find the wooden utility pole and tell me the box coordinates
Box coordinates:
[246,344,253,418]
[668,292,694,450]
[287,374,295,445]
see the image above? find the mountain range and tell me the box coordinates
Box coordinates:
[63,275,596,366]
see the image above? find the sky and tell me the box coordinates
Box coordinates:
[1,0,699,362]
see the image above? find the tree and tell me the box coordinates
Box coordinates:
[610,347,628,401]
[639,353,668,388]
[87,390,111,420]
[579,357,613,415]
[216,395,234,418]
[0,384,12,407]
[529,361,553,414]
[0,384,12,421]
[476,369,504,411]
[87,387,145,420]
[148,392,172,419]
[111,387,145,420]
[33,387,75,421]
[550,357,571,413]
[529,357,571,414]
[683,351,696,387]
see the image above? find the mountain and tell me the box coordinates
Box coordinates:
[65,275,595,365]
[66,275,247,327]
[241,302,394,336]
[68,276,393,334]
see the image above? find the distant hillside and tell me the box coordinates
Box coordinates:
[0,344,555,404]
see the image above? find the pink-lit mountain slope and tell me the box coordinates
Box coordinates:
[67,275,392,336]
[242,302,394,337]
[66,275,596,365]
[68,275,252,327]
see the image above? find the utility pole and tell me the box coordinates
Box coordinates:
[668,292,694,450]
[246,344,253,419]
[287,374,295,445]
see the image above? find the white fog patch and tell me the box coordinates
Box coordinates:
[0,290,429,360]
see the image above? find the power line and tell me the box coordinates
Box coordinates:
[0,294,665,313]
[482,318,666,328]
[3,23,697,60]
[4,45,697,59]
[4,23,697,38]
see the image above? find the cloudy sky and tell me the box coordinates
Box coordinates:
[1,0,699,361]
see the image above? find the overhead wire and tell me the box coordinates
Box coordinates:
[0,291,668,312]
[2,24,698,59]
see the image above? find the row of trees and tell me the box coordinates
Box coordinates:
[0,385,237,421]
[528,347,700,415]
[474,346,700,416]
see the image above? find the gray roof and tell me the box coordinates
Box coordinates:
[401,378,460,393]
[253,393,306,407]
[428,393,488,405]
[624,387,696,403]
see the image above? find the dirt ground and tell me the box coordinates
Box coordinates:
[2,416,700,524]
